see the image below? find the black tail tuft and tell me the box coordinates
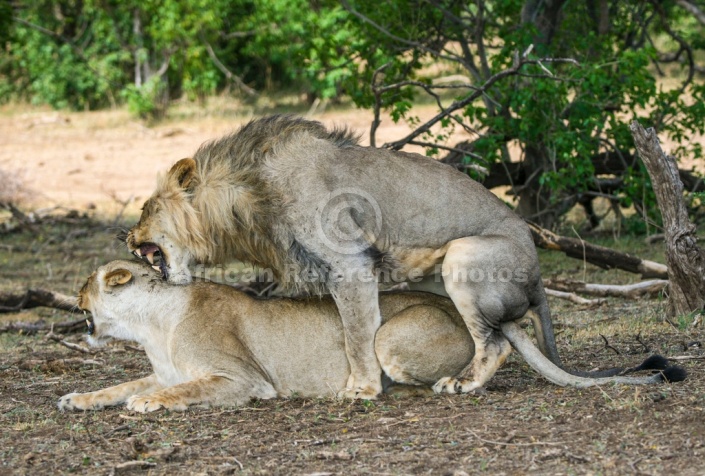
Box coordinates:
[661,365,688,383]
[627,354,670,373]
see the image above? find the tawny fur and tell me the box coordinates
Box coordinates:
[59,260,683,413]
[125,114,608,398]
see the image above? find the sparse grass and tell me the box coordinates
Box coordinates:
[1,216,702,475]
[0,105,704,474]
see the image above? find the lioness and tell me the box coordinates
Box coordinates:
[58,260,684,413]
[125,115,600,398]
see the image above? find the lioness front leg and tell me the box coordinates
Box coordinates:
[58,375,161,411]
[330,278,383,400]
[126,375,274,412]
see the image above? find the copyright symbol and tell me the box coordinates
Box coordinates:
[315,188,382,255]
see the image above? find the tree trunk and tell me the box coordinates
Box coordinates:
[630,121,705,317]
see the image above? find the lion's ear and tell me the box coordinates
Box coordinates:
[168,158,197,190]
[104,269,133,287]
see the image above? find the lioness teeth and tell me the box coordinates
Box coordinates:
[145,252,155,264]
[134,248,142,257]
[152,265,160,272]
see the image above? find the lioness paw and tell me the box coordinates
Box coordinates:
[432,377,486,395]
[58,393,103,411]
[126,395,188,413]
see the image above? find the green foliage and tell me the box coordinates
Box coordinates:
[331,1,705,228]
[1,1,704,229]
[122,77,166,120]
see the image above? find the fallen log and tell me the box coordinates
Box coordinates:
[528,222,668,279]
[544,288,606,306]
[0,289,77,313]
[543,278,668,299]
[630,121,705,319]
[0,317,86,334]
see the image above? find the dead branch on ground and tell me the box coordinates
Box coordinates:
[600,335,620,355]
[0,317,86,334]
[0,289,77,313]
[543,279,668,299]
[528,222,668,279]
[45,332,97,354]
[544,288,606,306]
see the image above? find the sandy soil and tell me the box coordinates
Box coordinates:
[0,104,703,475]
[0,100,447,215]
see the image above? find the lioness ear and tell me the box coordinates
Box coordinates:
[104,269,133,287]
[168,158,197,190]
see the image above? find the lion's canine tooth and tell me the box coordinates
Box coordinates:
[134,248,142,257]
[145,251,155,264]
[152,265,160,272]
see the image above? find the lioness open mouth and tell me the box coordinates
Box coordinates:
[85,314,95,335]
[133,243,169,280]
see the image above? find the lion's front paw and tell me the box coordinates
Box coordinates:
[58,392,103,411]
[432,377,486,395]
[337,386,380,400]
[126,394,188,413]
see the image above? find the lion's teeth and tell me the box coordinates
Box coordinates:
[152,265,160,272]
[134,248,142,257]
[145,252,155,264]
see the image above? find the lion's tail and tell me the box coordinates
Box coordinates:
[525,289,653,379]
[525,295,563,367]
[500,321,687,387]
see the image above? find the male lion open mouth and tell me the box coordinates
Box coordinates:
[126,114,637,399]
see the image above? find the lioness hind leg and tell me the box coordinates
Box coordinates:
[126,375,277,413]
[375,304,473,386]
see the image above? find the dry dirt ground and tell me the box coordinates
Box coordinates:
[1,103,704,475]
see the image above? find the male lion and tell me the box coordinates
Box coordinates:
[58,260,684,413]
[125,115,590,398]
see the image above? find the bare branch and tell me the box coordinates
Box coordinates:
[675,0,705,25]
[46,333,97,354]
[0,317,86,335]
[528,221,668,279]
[544,288,606,306]
[221,30,257,39]
[406,141,486,166]
[0,289,78,314]
[153,54,172,78]
[544,279,669,299]
[201,36,257,97]
[341,0,470,68]
[383,57,579,150]
[369,63,391,148]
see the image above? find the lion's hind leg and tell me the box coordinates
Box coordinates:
[435,236,527,394]
[432,327,512,394]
